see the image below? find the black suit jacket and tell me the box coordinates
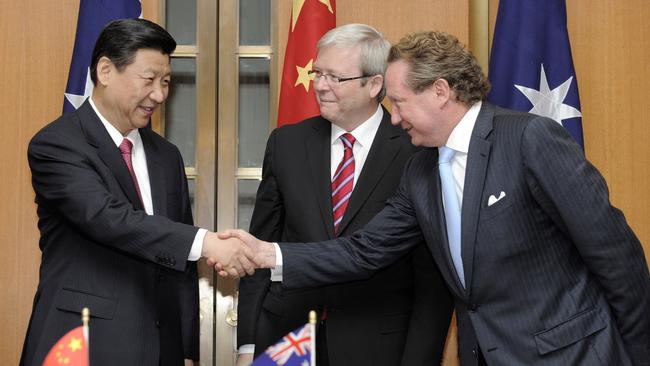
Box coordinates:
[21,101,200,366]
[238,108,453,366]
[278,102,650,366]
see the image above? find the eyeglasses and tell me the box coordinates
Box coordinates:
[307,69,370,85]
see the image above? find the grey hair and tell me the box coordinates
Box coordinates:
[318,23,390,102]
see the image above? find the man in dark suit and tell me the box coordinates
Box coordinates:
[21,19,253,366]
[236,24,453,366]
[221,31,650,365]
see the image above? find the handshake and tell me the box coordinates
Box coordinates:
[200,229,276,277]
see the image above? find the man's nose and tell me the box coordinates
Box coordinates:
[313,75,329,92]
[390,105,401,125]
[150,84,166,103]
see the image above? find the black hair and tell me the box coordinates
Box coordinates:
[90,18,176,85]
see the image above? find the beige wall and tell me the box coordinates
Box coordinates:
[0,1,647,365]
[0,0,78,364]
[568,0,650,263]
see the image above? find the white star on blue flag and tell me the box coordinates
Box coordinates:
[63,0,141,113]
[488,0,584,148]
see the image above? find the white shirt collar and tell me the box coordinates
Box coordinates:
[89,96,141,147]
[330,104,383,148]
[445,101,482,154]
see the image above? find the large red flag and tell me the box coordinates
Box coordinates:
[42,326,89,366]
[277,0,336,126]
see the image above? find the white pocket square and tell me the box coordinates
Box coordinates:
[487,191,506,206]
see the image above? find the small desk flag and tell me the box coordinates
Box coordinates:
[42,308,90,366]
[252,312,316,366]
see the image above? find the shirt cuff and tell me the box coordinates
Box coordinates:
[188,228,208,261]
[270,242,283,282]
[238,344,255,354]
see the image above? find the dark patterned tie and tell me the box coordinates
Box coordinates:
[119,138,143,205]
[331,133,356,235]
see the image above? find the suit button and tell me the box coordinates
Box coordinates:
[469,303,478,312]
[472,349,477,358]
[155,320,160,328]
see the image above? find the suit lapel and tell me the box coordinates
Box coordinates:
[337,110,402,234]
[460,102,494,294]
[305,118,335,239]
[140,129,167,216]
[79,101,144,210]
[425,149,467,298]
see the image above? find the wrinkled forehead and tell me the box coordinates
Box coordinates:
[314,45,361,73]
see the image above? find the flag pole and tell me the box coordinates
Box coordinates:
[309,310,316,366]
[82,307,90,365]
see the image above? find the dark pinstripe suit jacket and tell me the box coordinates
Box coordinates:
[279,102,650,365]
[21,101,199,366]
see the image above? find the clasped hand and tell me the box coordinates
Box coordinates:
[201,229,275,277]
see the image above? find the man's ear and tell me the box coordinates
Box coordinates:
[431,78,451,100]
[95,56,113,87]
[368,74,384,99]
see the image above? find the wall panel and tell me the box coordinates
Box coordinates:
[0,1,78,364]
[568,0,650,262]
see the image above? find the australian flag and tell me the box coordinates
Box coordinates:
[252,323,314,366]
[488,0,584,148]
[63,0,141,113]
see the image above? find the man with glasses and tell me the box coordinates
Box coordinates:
[236,24,453,366]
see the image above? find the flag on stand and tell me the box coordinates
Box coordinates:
[42,308,90,366]
[276,0,336,126]
[488,0,584,148]
[63,0,142,113]
[252,316,316,366]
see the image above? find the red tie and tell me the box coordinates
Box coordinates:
[331,133,356,235]
[119,138,143,204]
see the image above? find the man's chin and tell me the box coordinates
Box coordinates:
[319,110,338,122]
[407,134,426,147]
[132,119,151,130]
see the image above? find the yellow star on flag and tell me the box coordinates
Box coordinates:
[291,0,306,32]
[291,0,334,31]
[68,337,83,352]
[295,59,315,92]
[319,0,334,13]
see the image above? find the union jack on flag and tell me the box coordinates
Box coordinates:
[252,322,315,366]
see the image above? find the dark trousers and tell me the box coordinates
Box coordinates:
[316,320,329,366]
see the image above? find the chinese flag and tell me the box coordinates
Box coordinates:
[277,0,336,126]
[42,326,88,366]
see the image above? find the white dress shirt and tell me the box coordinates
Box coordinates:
[442,100,482,206]
[268,105,384,282]
[89,97,206,261]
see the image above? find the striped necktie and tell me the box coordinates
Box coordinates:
[331,133,356,235]
[119,138,143,205]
